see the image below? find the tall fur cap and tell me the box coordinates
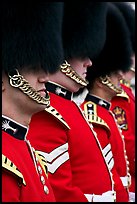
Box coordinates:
[112,2,135,52]
[86,3,132,83]
[62,2,108,60]
[2,2,64,73]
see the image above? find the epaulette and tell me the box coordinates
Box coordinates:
[45,106,70,129]
[35,150,48,177]
[116,90,129,101]
[84,101,110,130]
[2,154,26,185]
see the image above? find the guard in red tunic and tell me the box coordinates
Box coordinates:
[81,95,130,202]
[119,74,135,136]
[111,86,135,197]
[2,116,55,202]
[111,72,135,199]
[78,2,133,202]
[119,76,135,135]
[112,2,135,134]
[2,2,64,202]
[110,3,135,201]
[28,2,117,202]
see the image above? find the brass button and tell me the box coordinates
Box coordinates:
[40,175,45,185]
[38,165,42,174]
[44,185,49,194]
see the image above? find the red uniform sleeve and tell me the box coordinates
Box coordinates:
[28,111,89,202]
[2,169,21,202]
[46,144,88,202]
[111,96,135,192]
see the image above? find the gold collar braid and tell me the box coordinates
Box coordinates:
[100,75,122,94]
[60,60,88,86]
[8,69,50,106]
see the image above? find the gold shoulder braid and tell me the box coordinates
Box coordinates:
[8,69,50,106]
[100,75,122,94]
[84,102,110,130]
[2,154,26,185]
[45,105,70,129]
[117,89,129,101]
[60,60,88,86]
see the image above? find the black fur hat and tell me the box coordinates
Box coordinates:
[2,2,64,73]
[62,2,108,60]
[112,2,135,52]
[86,3,132,84]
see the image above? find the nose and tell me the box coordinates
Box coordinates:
[83,58,92,68]
[117,71,124,80]
[38,72,49,83]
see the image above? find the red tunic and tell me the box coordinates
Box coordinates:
[28,82,115,202]
[2,116,55,202]
[111,87,135,193]
[120,83,135,134]
[81,94,130,202]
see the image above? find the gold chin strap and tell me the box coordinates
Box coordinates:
[100,75,122,94]
[60,60,89,86]
[8,69,50,106]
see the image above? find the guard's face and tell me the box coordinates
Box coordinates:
[122,70,135,82]
[108,71,123,88]
[122,54,135,82]
[2,68,49,116]
[19,68,49,98]
[68,58,92,81]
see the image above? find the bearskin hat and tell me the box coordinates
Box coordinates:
[62,2,108,61]
[86,2,132,84]
[112,2,135,52]
[2,2,64,73]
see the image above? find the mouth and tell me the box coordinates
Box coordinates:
[83,72,87,78]
[38,89,47,97]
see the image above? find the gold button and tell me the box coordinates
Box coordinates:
[38,165,42,174]
[127,167,130,171]
[126,160,129,165]
[40,176,45,185]
[44,185,49,194]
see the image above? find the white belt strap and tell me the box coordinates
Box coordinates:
[84,190,116,202]
[129,192,135,202]
[120,174,131,188]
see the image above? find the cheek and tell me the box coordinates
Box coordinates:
[24,76,36,88]
[111,78,117,84]
[74,66,83,74]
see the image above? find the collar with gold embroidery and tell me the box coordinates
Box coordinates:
[2,115,28,140]
[85,94,110,110]
[46,82,73,100]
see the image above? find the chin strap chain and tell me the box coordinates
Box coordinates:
[60,60,89,86]
[8,69,50,106]
[100,75,122,94]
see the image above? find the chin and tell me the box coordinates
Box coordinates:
[31,104,47,116]
[73,84,83,93]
